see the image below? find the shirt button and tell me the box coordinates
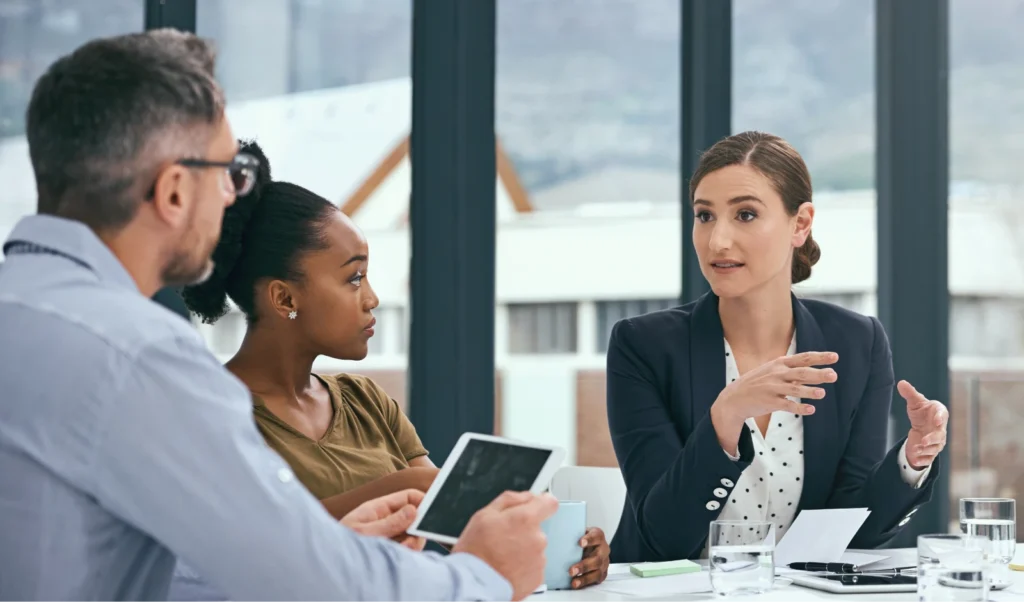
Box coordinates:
[706,500,721,511]
[277,467,294,483]
[713,487,727,498]
[721,478,735,488]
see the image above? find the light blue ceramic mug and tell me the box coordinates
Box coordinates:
[540,500,587,590]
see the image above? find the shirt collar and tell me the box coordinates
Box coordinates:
[3,214,139,292]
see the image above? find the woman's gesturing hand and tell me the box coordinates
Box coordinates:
[710,351,839,456]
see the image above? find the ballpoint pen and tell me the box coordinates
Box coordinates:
[787,562,859,573]
[787,562,917,575]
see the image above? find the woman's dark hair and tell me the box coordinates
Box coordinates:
[689,131,820,284]
[181,139,335,324]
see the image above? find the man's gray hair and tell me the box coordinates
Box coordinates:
[26,29,225,231]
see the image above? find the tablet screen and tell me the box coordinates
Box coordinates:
[416,439,554,538]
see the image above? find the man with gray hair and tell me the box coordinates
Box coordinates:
[0,29,554,601]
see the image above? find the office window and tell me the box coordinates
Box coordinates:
[496,0,680,465]
[367,306,406,355]
[197,0,411,369]
[211,311,246,357]
[733,0,875,298]
[596,299,677,352]
[949,1,1024,525]
[950,296,1024,359]
[508,303,578,354]
[0,1,143,240]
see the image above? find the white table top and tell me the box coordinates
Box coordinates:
[528,549,1024,602]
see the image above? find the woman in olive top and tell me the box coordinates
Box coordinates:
[179,140,611,591]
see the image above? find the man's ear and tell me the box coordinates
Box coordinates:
[150,163,195,228]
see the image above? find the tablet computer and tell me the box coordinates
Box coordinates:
[407,433,565,545]
[789,573,917,594]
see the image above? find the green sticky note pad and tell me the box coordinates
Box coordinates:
[629,559,701,577]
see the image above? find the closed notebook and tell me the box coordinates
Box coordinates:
[629,559,702,578]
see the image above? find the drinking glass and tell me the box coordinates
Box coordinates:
[708,520,775,596]
[960,498,1016,565]
[917,534,990,601]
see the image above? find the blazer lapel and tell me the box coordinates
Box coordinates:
[688,293,727,426]
[793,295,840,510]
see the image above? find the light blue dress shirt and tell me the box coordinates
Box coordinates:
[0,215,511,601]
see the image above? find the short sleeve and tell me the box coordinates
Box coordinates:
[343,375,429,462]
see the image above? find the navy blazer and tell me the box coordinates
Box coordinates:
[607,292,939,563]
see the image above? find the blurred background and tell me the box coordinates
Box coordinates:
[1,0,1021,538]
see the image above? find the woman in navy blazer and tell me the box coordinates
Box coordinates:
[607,131,950,563]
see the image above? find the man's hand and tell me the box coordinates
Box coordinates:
[899,380,948,470]
[340,489,426,551]
[453,491,558,601]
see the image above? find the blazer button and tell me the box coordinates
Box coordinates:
[721,478,735,488]
[706,500,721,511]
[713,487,728,498]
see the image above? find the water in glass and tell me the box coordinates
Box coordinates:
[708,521,774,596]
[959,499,1016,565]
[918,534,990,602]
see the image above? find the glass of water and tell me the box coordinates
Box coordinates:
[960,498,1016,565]
[918,534,990,601]
[708,520,775,596]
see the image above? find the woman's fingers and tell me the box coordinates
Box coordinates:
[781,351,839,368]
[778,398,816,415]
[784,366,838,385]
[775,383,826,400]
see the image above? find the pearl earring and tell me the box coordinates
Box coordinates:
[288,311,297,320]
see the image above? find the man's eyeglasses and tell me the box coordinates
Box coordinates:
[179,152,260,197]
[147,152,261,199]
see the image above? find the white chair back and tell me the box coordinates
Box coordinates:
[549,466,627,541]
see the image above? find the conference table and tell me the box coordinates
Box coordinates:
[528,548,1024,601]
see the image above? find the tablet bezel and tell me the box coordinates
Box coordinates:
[788,573,917,594]
[406,432,566,545]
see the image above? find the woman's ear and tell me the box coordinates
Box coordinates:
[792,202,815,247]
[267,280,298,320]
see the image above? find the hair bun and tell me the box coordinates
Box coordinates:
[239,138,272,190]
[791,234,821,284]
[181,138,272,323]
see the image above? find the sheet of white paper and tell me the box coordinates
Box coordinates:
[590,570,713,597]
[774,507,872,567]
[840,551,889,568]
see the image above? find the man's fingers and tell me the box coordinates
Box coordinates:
[504,492,559,524]
[372,489,426,514]
[355,504,417,538]
[484,490,535,512]
[782,351,839,368]
[397,534,427,551]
